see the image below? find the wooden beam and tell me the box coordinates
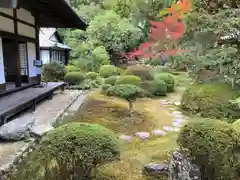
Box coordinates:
[13,9,21,87]
[0,30,36,42]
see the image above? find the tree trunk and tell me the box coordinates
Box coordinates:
[128,101,133,117]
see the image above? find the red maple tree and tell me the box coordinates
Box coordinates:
[127,0,192,60]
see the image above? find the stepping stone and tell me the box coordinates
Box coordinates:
[119,135,133,142]
[135,132,150,140]
[160,100,169,105]
[173,114,184,118]
[174,128,180,132]
[163,126,174,132]
[174,101,181,106]
[172,111,182,115]
[172,122,182,127]
[152,130,166,136]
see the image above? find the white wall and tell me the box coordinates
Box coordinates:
[0,8,13,16]
[17,8,35,25]
[27,42,37,77]
[40,50,50,64]
[0,38,6,84]
[18,22,36,38]
[0,16,14,33]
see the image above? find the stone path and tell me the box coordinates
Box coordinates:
[0,90,87,174]
[119,98,186,142]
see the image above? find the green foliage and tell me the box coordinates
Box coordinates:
[76,5,103,23]
[106,84,143,102]
[101,84,112,94]
[154,74,175,92]
[124,65,154,81]
[64,72,85,85]
[99,65,119,78]
[151,79,167,96]
[65,65,81,73]
[87,10,142,52]
[232,119,240,132]
[10,123,120,180]
[178,119,240,180]
[41,62,66,82]
[91,46,111,71]
[145,59,163,67]
[105,75,119,85]
[79,77,104,90]
[116,75,142,86]
[181,84,240,118]
[153,66,172,74]
[85,72,98,80]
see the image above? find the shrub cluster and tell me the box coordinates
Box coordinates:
[105,76,119,85]
[41,62,66,82]
[116,75,141,86]
[181,84,240,118]
[99,65,119,78]
[155,74,175,92]
[178,119,240,180]
[124,65,154,81]
[66,65,81,73]
[85,72,98,80]
[10,123,120,180]
[64,72,84,85]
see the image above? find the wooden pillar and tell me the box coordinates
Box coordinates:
[35,15,41,84]
[13,9,21,87]
[65,50,69,65]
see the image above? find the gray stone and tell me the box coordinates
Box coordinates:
[152,130,166,136]
[168,151,201,180]
[135,132,150,140]
[142,162,168,178]
[30,124,54,137]
[119,135,133,142]
[0,117,35,140]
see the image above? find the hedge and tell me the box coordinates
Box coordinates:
[64,72,84,85]
[116,75,141,86]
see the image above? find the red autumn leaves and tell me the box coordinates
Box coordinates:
[127,0,192,59]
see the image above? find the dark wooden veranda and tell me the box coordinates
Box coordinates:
[0,82,65,126]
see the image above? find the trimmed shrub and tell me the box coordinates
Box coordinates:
[124,65,154,81]
[79,77,104,90]
[181,84,240,118]
[85,72,98,80]
[101,84,112,94]
[99,65,119,78]
[155,74,175,92]
[105,76,119,85]
[153,66,172,74]
[41,62,66,82]
[178,119,240,180]
[64,72,84,85]
[65,65,81,72]
[116,75,141,86]
[10,123,120,180]
[151,80,167,96]
[145,59,163,67]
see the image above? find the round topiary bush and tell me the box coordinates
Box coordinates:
[41,61,66,82]
[155,73,175,92]
[152,80,167,96]
[116,75,142,86]
[66,65,81,73]
[101,84,112,94]
[64,72,84,85]
[178,119,240,180]
[10,123,120,180]
[105,76,119,85]
[124,65,154,81]
[85,72,98,80]
[181,84,240,118]
[99,65,119,78]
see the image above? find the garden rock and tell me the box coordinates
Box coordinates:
[0,117,35,140]
[135,132,150,140]
[119,134,133,142]
[30,124,54,138]
[142,162,168,178]
[168,151,201,180]
[152,129,166,136]
[163,126,174,132]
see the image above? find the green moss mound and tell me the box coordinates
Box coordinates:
[178,119,240,180]
[64,72,85,85]
[124,65,154,81]
[10,123,120,180]
[99,65,119,78]
[116,75,141,86]
[181,84,240,118]
[85,72,98,79]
